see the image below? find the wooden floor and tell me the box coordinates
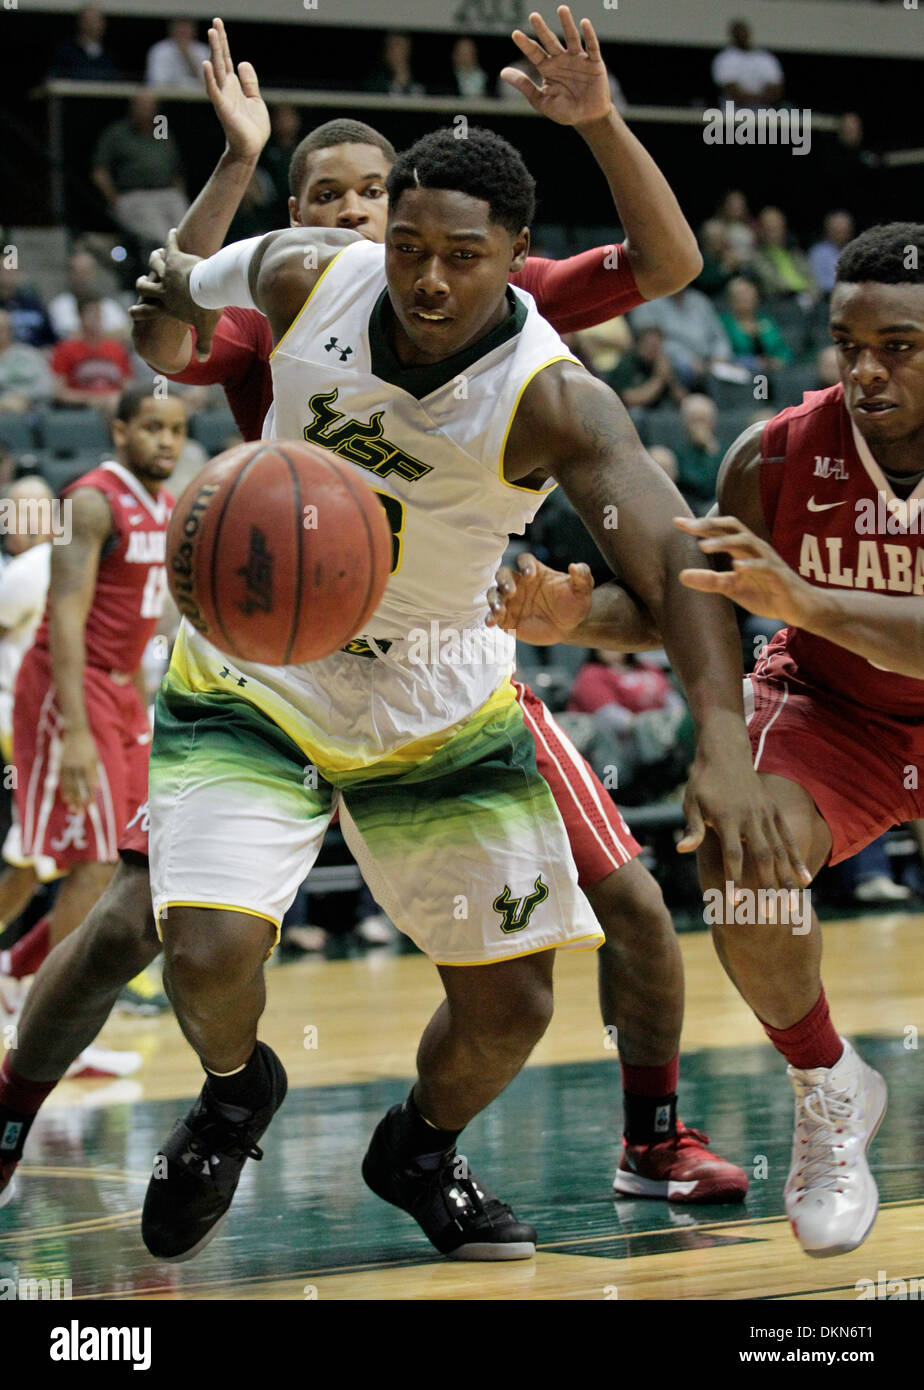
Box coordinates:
[3,909,923,1301]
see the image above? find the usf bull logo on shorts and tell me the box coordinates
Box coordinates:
[493,876,550,934]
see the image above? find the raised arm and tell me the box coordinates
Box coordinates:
[133,226,358,349]
[506,364,809,888]
[48,488,112,811]
[132,18,271,373]
[502,6,701,305]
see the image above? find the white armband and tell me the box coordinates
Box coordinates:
[188,235,265,310]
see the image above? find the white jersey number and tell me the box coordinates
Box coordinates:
[140,566,168,619]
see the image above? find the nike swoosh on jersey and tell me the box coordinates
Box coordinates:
[806,497,847,512]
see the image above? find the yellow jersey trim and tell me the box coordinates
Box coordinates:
[156,901,280,950]
[269,245,353,363]
[432,931,604,968]
[498,353,580,494]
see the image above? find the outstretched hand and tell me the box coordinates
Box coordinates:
[486,552,594,645]
[675,515,814,629]
[501,6,613,127]
[203,17,270,163]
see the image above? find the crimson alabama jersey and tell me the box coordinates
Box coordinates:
[32,460,173,674]
[758,384,924,718]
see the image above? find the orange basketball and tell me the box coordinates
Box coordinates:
[166,439,393,665]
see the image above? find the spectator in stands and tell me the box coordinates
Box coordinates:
[648,446,678,482]
[674,394,723,514]
[567,316,631,382]
[720,276,792,374]
[808,210,855,295]
[822,114,882,224]
[49,297,133,413]
[498,55,540,105]
[49,6,117,81]
[695,218,746,298]
[225,170,275,243]
[261,105,303,225]
[0,310,54,413]
[145,19,209,89]
[711,19,784,109]
[609,324,687,409]
[815,344,841,391]
[630,287,731,389]
[92,91,189,257]
[449,38,491,98]
[368,33,425,96]
[714,189,756,259]
[48,250,130,341]
[0,266,56,350]
[569,650,681,719]
[748,206,819,302]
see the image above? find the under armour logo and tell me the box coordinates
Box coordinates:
[324,336,353,362]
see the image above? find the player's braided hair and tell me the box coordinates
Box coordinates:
[836,222,924,285]
[288,120,397,199]
[386,127,536,235]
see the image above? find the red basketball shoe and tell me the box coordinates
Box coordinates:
[613,1121,749,1204]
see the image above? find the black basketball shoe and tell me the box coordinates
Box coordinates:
[142,1042,287,1262]
[362,1103,536,1260]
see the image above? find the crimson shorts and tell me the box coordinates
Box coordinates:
[745,672,924,865]
[514,680,640,888]
[13,647,151,870]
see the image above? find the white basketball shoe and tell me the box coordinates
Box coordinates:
[784,1038,887,1258]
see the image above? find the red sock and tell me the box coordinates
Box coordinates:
[620,1053,680,1098]
[621,1054,681,1143]
[3,916,50,979]
[761,989,843,1071]
[0,1053,58,1115]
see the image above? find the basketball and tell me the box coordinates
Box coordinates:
[166,439,393,665]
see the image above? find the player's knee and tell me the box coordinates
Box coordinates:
[471,971,554,1054]
[591,867,671,949]
[162,910,270,1005]
[81,866,160,982]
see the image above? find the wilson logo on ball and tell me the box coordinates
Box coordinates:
[165,440,392,666]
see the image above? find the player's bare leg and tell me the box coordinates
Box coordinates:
[589,861,683,1067]
[9,857,158,1082]
[47,861,116,949]
[142,906,287,1262]
[698,772,887,1256]
[0,864,41,929]
[586,859,746,1203]
[414,952,554,1128]
[0,856,158,1207]
[361,953,551,1261]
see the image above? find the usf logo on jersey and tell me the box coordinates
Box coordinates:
[493,875,549,934]
[303,389,432,483]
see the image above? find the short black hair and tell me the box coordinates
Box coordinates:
[289,119,397,200]
[835,222,924,286]
[114,385,179,424]
[386,127,535,236]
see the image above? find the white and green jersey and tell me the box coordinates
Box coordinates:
[268,238,575,636]
[174,238,579,773]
